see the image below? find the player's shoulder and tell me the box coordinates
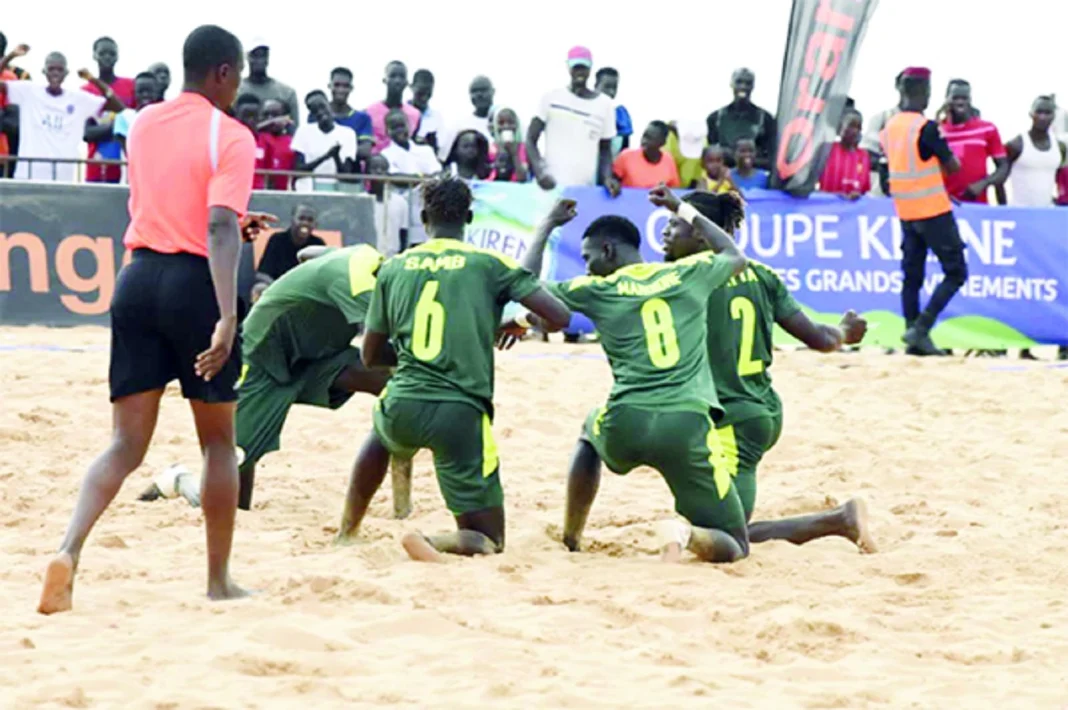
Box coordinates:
[406,240,524,270]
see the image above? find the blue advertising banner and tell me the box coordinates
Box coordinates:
[547,187,1068,347]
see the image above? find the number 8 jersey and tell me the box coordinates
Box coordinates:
[365,239,541,417]
[546,252,737,417]
[704,261,802,427]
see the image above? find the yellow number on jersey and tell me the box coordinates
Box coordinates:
[730,296,765,376]
[640,298,680,369]
[412,280,446,361]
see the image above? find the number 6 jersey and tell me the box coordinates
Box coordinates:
[546,252,736,418]
[365,239,541,417]
[704,261,802,426]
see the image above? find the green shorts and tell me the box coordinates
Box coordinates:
[583,404,746,534]
[716,414,783,521]
[235,347,363,467]
[373,396,502,516]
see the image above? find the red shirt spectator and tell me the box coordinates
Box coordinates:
[259,98,295,190]
[940,83,1008,203]
[818,110,871,197]
[82,37,135,183]
[1056,165,1068,206]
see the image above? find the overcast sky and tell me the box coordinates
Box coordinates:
[4,0,1063,141]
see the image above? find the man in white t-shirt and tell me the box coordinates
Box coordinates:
[0,44,125,182]
[435,75,495,162]
[526,46,618,194]
[367,153,411,256]
[410,69,445,157]
[380,109,442,246]
[291,89,358,193]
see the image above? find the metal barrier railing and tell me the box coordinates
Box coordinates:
[0,155,430,190]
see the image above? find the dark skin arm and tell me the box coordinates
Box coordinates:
[193,207,243,380]
[77,69,126,113]
[599,140,620,197]
[977,157,1009,205]
[521,198,577,278]
[293,145,341,174]
[777,310,866,352]
[526,117,555,190]
[360,330,398,368]
[649,185,747,276]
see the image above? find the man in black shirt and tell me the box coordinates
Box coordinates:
[706,68,776,169]
[253,204,324,301]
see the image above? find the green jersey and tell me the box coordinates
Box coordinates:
[242,244,383,384]
[548,252,737,416]
[365,239,541,416]
[705,260,801,425]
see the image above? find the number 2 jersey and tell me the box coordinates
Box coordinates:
[365,239,542,417]
[705,260,802,426]
[547,252,737,417]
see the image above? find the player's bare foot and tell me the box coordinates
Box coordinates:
[659,542,683,563]
[38,553,75,615]
[333,531,362,547]
[401,532,444,562]
[392,502,413,520]
[843,499,877,553]
[206,579,251,602]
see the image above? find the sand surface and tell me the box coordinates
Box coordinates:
[1,326,1067,709]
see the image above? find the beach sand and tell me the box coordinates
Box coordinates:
[1,326,1066,708]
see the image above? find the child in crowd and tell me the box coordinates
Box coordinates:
[730,138,770,190]
[697,144,735,193]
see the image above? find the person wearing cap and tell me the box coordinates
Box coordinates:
[526,46,619,194]
[705,68,776,170]
[239,38,300,127]
[879,67,963,357]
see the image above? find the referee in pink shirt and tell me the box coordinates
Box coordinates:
[39,25,274,614]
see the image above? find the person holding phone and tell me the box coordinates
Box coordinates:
[489,107,529,182]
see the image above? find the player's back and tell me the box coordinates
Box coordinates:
[705,261,801,425]
[550,252,737,416]
[367,239,541,415]
[244,245,383,366]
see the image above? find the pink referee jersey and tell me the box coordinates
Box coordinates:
[124,92,257,258]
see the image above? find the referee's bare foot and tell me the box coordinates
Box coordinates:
[207,578,251,602]
[401,532,443,563]
[843,499,877,554]
[38,553,75,615]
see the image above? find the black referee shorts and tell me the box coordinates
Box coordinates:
[109,249,242,403]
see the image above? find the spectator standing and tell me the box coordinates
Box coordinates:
[258,98,295,190]
[940,82,1008,204]
[147,62,170,100]
[595,67,632,156]
[612,121,679,188]
[380,108,441,246]
[0,45,124,182]
[327,67,373,162]
[445,129,492,181]
[730,138,770,190]
[254,204,325,299]
[366,61,420,155]
[291,90,357,193]
[82,37,135,184]
[937,79,982,123]
[665,119,708,190]
[1005,96,1065,207]
[489,107,529,182]
[818,109,871,198]
[0,32,32,178]
[233,93,270,189]
[437,75,495,162]
[699,145,735,193]
[706,68,776,169]
[113,72,161,156]
[239,39,300,127]
[527,46,618,193]
[411,69,444,156]
[862,72,903,196]
[366,153,409,256]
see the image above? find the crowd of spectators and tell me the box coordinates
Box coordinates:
[2,30,1068,226]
